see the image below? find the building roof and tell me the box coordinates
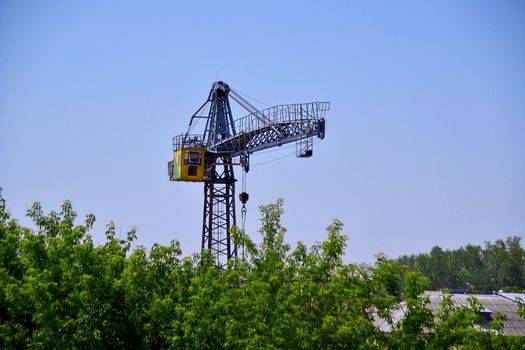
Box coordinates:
[498,292,525,303]
[373,292,525,336]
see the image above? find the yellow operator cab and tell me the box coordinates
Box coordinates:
[169,148,206,182]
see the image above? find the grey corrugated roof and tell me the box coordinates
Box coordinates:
[373,292,525,336]
[427,293,525,336]
[498,292,525,302]
[373,303,407,333]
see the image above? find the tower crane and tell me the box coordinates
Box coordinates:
[168,81,329,267]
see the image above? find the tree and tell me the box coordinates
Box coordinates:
[0,189,523,349]
[399,237,525,293]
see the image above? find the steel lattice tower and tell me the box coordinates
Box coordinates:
[202,155,236,266]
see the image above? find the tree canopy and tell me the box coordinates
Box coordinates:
[0,190,523,349]
[398,236,525,293]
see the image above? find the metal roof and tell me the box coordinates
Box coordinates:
[498,292,525,302]
[373,292,525,336]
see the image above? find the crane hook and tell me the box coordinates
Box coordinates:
[239,167,249,243]
[239,192,249,204]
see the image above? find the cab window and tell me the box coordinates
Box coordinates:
[185,151,201,165]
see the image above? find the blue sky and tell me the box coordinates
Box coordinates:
[1,0,524,263]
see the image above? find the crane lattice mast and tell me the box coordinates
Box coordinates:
[168,81,329,267]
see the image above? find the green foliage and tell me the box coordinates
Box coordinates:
[0,189,523,349]
[399,237,525,293]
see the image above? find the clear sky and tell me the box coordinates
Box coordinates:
[1,0,524,263]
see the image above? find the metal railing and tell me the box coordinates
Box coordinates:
[232,102,330,136]
[173,102,330,151]
[172,134,205,151]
